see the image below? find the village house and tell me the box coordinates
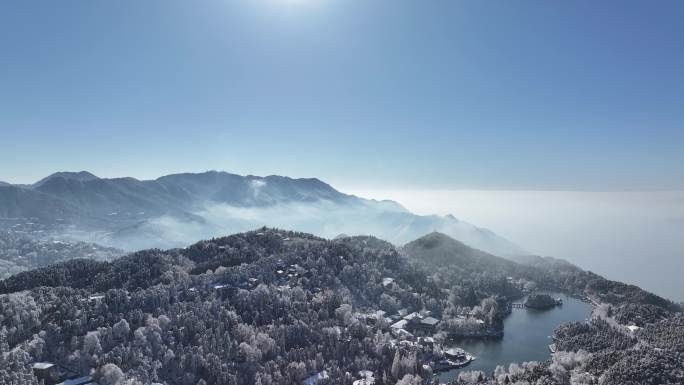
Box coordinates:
[32,363,58,384]
[401,312,441,334]
[415,316,440,333]
[362,310,387,326]
[390,322,414,340]
[31,362,98,385]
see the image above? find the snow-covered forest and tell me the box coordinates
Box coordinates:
[1,229,681,385]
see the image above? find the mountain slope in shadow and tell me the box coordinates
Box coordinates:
[0,171,525,255]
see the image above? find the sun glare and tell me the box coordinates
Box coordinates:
[279,0,313,5]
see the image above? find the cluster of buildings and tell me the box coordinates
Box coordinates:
[389,311,441,339]
[358,307,476,372]
[211,260,316,298]
[364,276,477,373]
[274,261,313,287]
[506,276,537,294]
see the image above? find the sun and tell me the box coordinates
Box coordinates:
[279,0,312,5]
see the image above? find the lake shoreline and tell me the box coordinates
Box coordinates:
[437,292,593,381]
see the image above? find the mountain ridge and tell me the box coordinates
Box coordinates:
[0,171,526,255]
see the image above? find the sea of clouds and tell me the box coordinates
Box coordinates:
[346,189,684,302]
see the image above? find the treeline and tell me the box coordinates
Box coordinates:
[553,319,636,353]
[636,313,684,352]
[614,303,672,326]
[0,249,188,294]
[1,228,682,385]
[586,278,675,310]
[0,259,108,293]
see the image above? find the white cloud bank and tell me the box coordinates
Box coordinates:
[345,189,684,302]
[102,196,522,259]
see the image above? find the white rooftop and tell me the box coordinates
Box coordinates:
[32,362,55,370]
[403,312,422,321]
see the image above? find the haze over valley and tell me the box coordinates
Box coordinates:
[347,189,684,302]
[0,171,523,254]
[2,170,682,302]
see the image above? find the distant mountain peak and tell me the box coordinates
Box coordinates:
[403,231,521,275]
[33,171,100,187]
[413,231,469,248]
[261,175,338,191]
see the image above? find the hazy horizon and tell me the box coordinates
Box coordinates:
[348,188,684,302]
[2,167,682,302]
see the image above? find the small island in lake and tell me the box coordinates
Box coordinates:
[525,293,563,310]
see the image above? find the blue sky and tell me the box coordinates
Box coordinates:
[1,0,682,189]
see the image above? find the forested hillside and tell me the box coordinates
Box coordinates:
[402,232,676,310]
[0,229,681,385]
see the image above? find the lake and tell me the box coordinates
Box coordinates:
[437,294,592,382]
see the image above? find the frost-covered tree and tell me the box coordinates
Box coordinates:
[96,363,124,385]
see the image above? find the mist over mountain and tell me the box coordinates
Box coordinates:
[355,189,684,302]
[0,171,524,255]
[0,231,123,279]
